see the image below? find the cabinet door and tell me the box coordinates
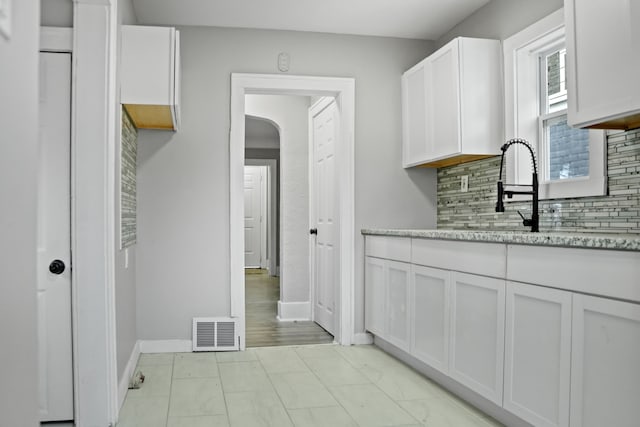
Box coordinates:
[386,260,411,352]
[504,282,571,427]
[570,295,640,427]
[402,61,428,168]
[427,40,460,159]
[566,0,640,127]
[365,256,386,337]
[411,265,450,374]
[449,272,505,405]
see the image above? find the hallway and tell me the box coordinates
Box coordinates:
[245,269,334,347]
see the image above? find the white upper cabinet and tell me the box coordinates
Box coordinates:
[121,25,181,131]
[565,0,640,129]
[402,37,503,168]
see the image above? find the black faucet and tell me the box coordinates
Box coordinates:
[495,138,539,232]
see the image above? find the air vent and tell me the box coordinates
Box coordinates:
[192,317,239,352]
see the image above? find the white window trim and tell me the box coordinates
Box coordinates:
[503,8,606,200]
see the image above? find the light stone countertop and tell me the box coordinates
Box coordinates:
[361,228,640,251]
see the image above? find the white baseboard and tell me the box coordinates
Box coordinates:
[352,332,374,345]
[138,339,193,353]
[277,300,311,321]
[118,340,140,412]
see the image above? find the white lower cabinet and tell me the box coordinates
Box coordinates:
[503,282,572,427]
[411,265,450,374]
[449,272,505,405]
[385,260,411,352]
[364,256,386,337]
[364,256,411,352]
[570,295,640,427]
[365,235,640,427]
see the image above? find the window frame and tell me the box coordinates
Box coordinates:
[503,9,606,200]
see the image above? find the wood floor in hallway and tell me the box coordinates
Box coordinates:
[245,269,334,348]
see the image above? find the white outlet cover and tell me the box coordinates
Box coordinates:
[0,0,10,40]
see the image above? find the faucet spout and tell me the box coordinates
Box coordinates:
[495,138,540,232]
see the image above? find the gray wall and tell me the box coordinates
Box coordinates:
[136,26,437,340]
[436,0,563,47]
[0,0,40,425]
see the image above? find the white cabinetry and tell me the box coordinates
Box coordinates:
[565,0,640,129]
[570,295,640,427]
[401,37,503,168]
[504,282,572,427]
[385,261,411,351]
[121,25,181,130]
[364,256,386,337]
[364,236,411,352]
[411,265,450,374]
[449,272,505,405]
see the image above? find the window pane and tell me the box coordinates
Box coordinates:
[545,48,567,113]
[545,115,590,181]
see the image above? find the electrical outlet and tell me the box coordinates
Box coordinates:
[0,0,10,40]
[460,175,469,192]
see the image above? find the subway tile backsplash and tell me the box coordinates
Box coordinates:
[437,128,640,234]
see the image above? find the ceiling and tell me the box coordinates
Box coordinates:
[131,0,491,40]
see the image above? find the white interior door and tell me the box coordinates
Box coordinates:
[310,98,339,335]
[37,52,74,422]
[244,165,263,268]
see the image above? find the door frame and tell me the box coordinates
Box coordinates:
[230,73,355,349]
[246,159,278,275]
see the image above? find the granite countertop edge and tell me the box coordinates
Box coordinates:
[361,228,640,252]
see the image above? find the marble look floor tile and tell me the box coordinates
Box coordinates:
[225,390,293,427]
[269,372,338,409]
[287,406,358,427]
[169,378,226,417]
[218,361,274,393]
[294,345,342,361]
[117,395,169,427]
[335,345,406,371]
[256,347,310,374]
[361,364,443,401]
[173,352,219,379]
[216,350,258,363]
[126,364,173,397]
[397,398,500,427]
[303,356,370,386]
[137,352,175,366]
[167,414,230,427]
[328,384,417,426]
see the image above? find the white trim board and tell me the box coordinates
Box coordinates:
[230,73,356,349]
[117,341,140,412]
[70,0,120,424]
[277,301,311,321]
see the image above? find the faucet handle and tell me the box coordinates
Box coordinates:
[516,210,533,227]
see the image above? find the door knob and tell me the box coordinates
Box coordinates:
[49,259,66,275]
[309,228,318,235]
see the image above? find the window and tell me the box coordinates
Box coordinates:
[504,9,606,200]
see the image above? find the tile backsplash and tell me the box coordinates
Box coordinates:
[121,107,138,247]
[437,128,640,234]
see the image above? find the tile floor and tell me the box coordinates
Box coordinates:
[117,344,503,427]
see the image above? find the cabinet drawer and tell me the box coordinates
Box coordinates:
[507,245,640,303]
[365,236,411,262]
[412,238,506,278]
